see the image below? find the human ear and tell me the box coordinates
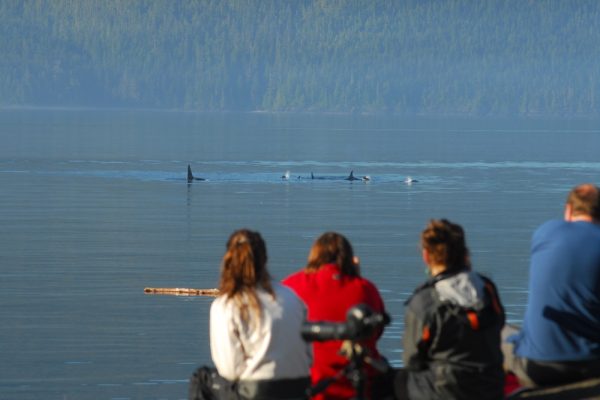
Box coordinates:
[422,249,430,266]
[352,256,361,274]
[564,204,572,221]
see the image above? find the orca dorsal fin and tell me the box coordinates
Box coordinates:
[187,164,194,182]
[188,164,206,181]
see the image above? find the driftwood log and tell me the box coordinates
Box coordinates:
[144,287,220,297]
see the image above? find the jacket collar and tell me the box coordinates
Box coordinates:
[405,266,470,305]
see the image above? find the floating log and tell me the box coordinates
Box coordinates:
[144,287,220,297]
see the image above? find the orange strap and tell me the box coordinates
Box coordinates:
[466,311,480,330]
[422,325,431,342]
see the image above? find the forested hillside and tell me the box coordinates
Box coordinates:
[1,0,599,116]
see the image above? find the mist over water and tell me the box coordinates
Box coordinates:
[1,110,599,399]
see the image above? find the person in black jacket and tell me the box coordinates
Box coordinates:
[394,219,506,400]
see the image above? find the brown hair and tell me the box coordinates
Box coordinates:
[219,229,274,324]
[566,183,600,221]
[421,219,470,273]
[305,232,359,277]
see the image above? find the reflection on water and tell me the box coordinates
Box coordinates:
[1,110,598,399]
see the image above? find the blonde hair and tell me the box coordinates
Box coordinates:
[219,229,274,324]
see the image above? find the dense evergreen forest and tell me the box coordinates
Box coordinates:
[1,0,600,116]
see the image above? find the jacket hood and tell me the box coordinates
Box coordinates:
[434,271,486,310]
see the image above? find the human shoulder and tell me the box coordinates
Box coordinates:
[210,294,235,323]
[355,276,385,308]
[272,281,303,303]
[476,272,499,289]
[534,219,567,236]
[282,269,308,286]
[574,220,600,236]
[405,280,437,314]
[534,219,600,241]
[210,293,226,309]
[357,275,381,291]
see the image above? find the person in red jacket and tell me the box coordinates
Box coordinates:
[282,232,391,400]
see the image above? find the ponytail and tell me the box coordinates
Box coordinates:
[219,230,273,325]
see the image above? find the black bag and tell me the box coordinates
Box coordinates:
[189,366,241,400]
[189,366,310,400]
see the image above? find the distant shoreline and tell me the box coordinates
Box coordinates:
[1,105,599,120]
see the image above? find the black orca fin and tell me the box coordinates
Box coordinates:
[187,164,194,183]
[187,164,205,182]
[311,172,314,179]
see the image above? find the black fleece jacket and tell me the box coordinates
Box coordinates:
[402,269,505,400]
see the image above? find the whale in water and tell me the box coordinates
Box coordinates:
[187,165,206,182]
[281,170,370,181]
[307,171,370,181]
[345,171,370,181]
[345,171,360,181]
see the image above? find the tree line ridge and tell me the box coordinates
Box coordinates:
[1,0,599,116]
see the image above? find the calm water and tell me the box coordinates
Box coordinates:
[1,110,599,399]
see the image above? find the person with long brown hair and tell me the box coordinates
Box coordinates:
[190,229,311,400]
[282,232,390,400]
[394,219,505,400]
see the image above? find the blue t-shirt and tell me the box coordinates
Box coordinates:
[513,219,600,361]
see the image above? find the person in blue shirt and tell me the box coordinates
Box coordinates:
[504,183,600,387]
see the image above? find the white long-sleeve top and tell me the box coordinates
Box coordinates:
[209,281,312,381]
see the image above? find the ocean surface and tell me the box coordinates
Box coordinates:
[1,109,599,400]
